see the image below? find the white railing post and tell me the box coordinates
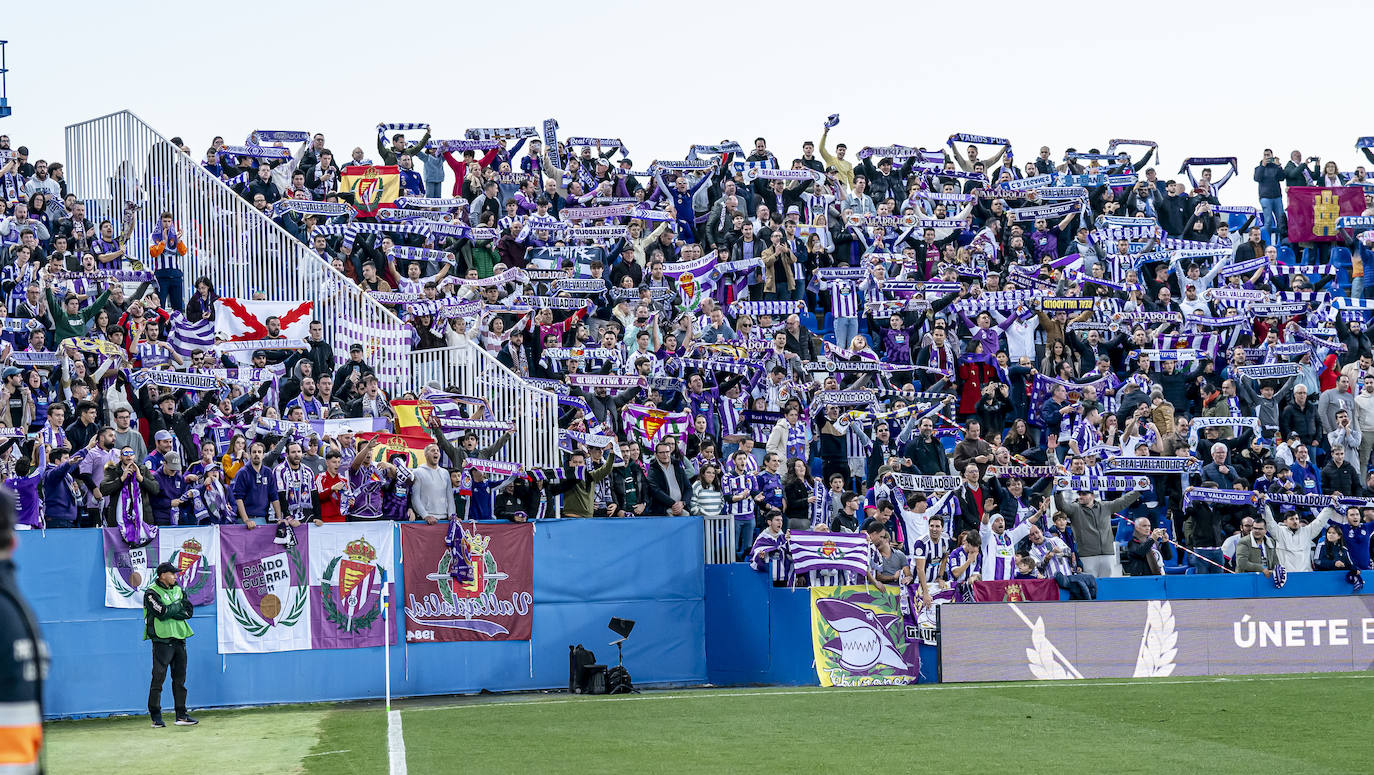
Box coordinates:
[64,110,412,389]
[406,344,560,470]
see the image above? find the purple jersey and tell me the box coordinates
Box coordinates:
[757,471,784,511]
[882,326,915,365]
[5,471,41,527]
[348,463,385,519]
[383,465,414,521]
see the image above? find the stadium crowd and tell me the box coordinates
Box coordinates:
[2,122,1374,594]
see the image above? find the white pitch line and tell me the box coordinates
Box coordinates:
[302,749,351,758]
[408,672,1374,714]
[387,709,407,775]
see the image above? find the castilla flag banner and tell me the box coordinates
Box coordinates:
[341,164,400,217]
[401,522,534,643]
[1285,186,1366,243]
[216,524,313,654]
[969,578,1061,603]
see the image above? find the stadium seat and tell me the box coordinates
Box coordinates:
[1277,245,1296,265]
[1331,246,1353,270]
[1227,213,1248,232]
[1301,246,1318,266]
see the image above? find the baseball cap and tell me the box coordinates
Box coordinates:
[163,452,183,472]
[252,349,268,359]
[156,562,178,577]
[786,206,800,215]
[349,343,364,353]
[1,367,19,379]
[153,430,174,442]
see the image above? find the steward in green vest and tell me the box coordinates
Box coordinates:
[143,561,197,728]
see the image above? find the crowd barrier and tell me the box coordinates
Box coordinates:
[704,564,1373,686]
[19,518,705,719]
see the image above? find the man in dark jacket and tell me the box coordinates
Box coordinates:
[610,440,650,517]
[1253,150,1286,245]
[244,164,281,205]
[144,561,197,727]
[1321,446,1364,497]
[1280,384,1322,447]
[1156,180,1190,237]
[1283,151,1318,190]
[140,389,215,460]
[332,343,375,394]
[286,320,335,380]
[646,441,692,516]
[902,417,949,476]
[1122,517,1173,576]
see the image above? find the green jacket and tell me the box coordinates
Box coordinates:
[46,286,109,344]
[377,129,431,167]
[1234,535,1279,574]
[554,455,615,518]
[143,582,194,642]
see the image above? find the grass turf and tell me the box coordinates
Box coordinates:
[44,672,1374,774]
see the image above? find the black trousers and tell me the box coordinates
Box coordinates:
[149,639,188,718]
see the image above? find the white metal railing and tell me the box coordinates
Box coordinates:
[64,110,560,470]
[703,516,738,564]
[63,110,412,384]
[408,344,561,470]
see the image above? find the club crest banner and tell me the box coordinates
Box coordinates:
[810,586,921,687]
[216,524,312,654]
[309,524,396,650]
[401,522,533,642]
[340,164,400,217]
[102,527,219,610]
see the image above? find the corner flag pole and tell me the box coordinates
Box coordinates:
[382,565,392,712]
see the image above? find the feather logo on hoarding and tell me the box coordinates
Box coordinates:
[1009,603,1083,680]
[1132,600,1178,677]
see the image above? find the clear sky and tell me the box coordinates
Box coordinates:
[4,0,1369,199]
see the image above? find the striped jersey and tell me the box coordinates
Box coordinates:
[274,462,315,518]
[723,472,757,521]
[1029,535,1074,577]
[948,545,982,584]
[911,535,954,584]
[982,529,1018,581]
[829,279,860,319]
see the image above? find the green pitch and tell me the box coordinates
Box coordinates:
[44,671,1373,774]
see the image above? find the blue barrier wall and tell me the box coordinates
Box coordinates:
[18,517,706,719]
[705,564,1372,686]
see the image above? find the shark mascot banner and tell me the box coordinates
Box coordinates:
[809,586,921,687]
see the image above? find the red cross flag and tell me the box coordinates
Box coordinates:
[214,299,314,343]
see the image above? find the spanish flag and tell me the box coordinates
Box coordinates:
[340,164,400,217]
[391,399,435,440]
[357,431,431,469]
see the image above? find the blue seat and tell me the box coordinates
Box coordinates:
[1331,246,1353,269]
[1301,246,1318,266]
[1277,245,1297,265]
[1227,213,1248,232]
